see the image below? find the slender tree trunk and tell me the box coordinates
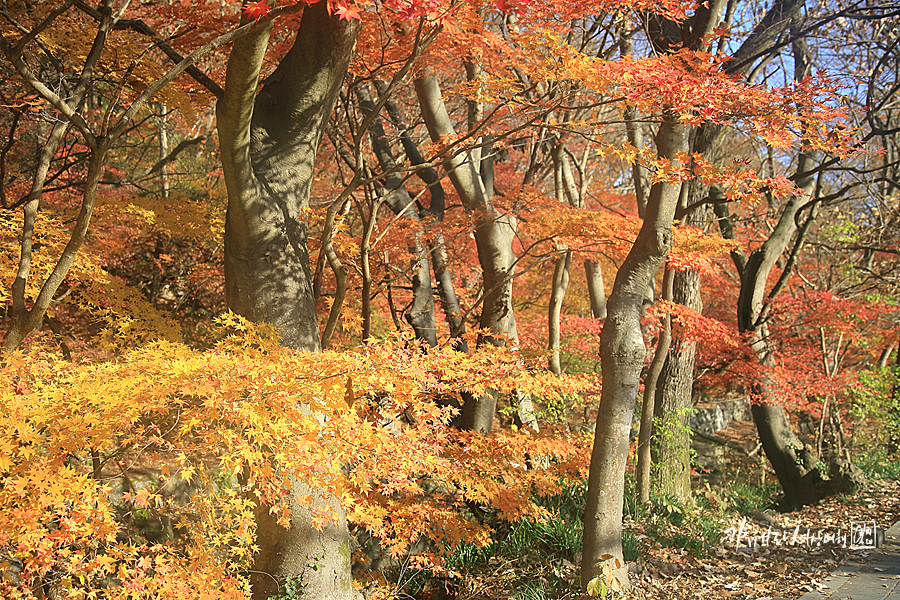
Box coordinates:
[5,146,109,352]
[357,86,437,346]
[376,87,467,346]
[507,301,540,433]
[157,103,170,200]
[715,179,823,509]
[217,3,361,597]
[638,270,673,504]
[582,0,730,584]
[878,343,897,368]
[650,182,710,505]
[584,260,607,320]
[1,1,115,352]
[738,22,821,510]
[431,231,467,343]
[548,250,572,374]
[415,73,516,432]
[582,113,687,588]
[649,0,808,510]
[619,34,647,219]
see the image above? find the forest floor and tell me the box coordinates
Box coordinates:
[409,434,900,600]
[429,477,900,600]
[621,477,900,600]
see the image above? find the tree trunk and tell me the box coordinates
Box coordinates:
[5,145,109,352]
[414,73,516,432]
[582,0,729,584]
[584,259,607,320]
[650,0,810,510]
[357,86,437,346]
[217,3,361,597]
[715,168,822,510]
[2,2,115,352]
[507,301,540,433]
[376,87,467,346]
[650,189,709,504]
[548,250,572,374]
[651,266,698,505]
[734,21,822,509]
[581,113,687,588]
[618,33,647,219]
[638,270,673,505]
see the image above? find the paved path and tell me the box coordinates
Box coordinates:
[799,521,900,600]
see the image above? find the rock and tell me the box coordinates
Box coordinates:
[690,399,750,437]
[829,458,867,494]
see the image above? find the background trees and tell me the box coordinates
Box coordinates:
[0,0,897,598]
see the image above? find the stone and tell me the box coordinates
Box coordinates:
[829,458,867,495]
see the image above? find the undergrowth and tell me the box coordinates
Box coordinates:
[372,474,784,598]
[854,447,900,480]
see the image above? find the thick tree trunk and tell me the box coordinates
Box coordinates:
[651,266,699,505]
[581,113,687,588]
[217,3,360,597]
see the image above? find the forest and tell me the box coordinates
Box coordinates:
[0,0,898,598]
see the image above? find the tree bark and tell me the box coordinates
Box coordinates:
[1,0,115,352]
[729,18,822,509]
[585,259,607,320]
[651,265,698,505]
[217,2,361,597]
[376,88,467,346]
[582,2,728,586]
[650,0,808,510]
[414,73,516,432]
[618,34,647,219]
[357,86,437,346]
[548,250,572,375]
[581,113,687,588]
[638,270,673,505]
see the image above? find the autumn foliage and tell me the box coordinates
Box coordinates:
[0,315,594,597]
[0,0,897,597]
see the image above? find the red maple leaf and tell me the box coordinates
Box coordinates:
[243,1,271,20]
[496,0,520,14]
[331,0,361,20]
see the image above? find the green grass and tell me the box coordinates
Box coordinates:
[716,480,779,514]
[854,447,900,479]
[446,480,641,570]
[514,579,549,600]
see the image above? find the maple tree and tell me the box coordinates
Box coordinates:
[699,0,900,510]
[0,0,897,598]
